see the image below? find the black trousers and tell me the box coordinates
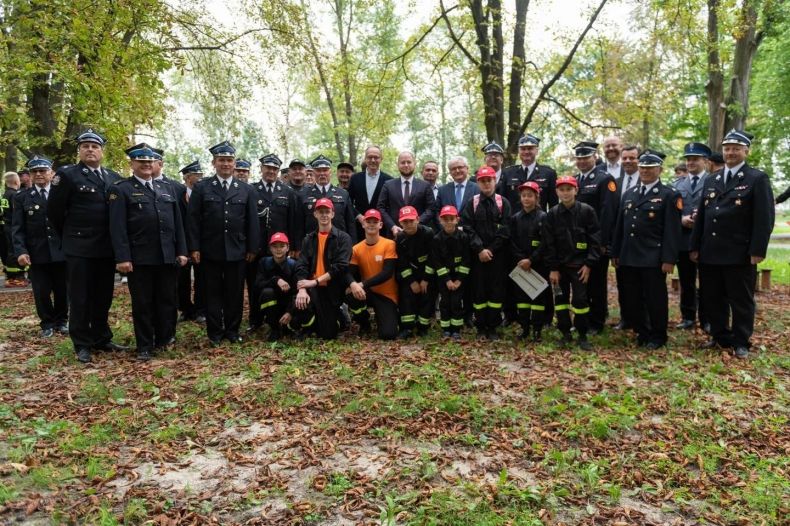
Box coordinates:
[293,286,341,339]
[471,255,507,331]
[700,263,756,348]
[259,286,295,329]
[554,266,589,336]
[29,262,68,329]
[398,282,435,330]
[66,256,115,350]
[245,257,263,328]
[347,291,399,340]
[201,259,246,341]
[437,279,465,332]
[587,255,609,331]
[620,266,668,346]
[677,251,706,324]
[177,262,206,318]
[127,264,178,351]
[614,265,631,328]
[514,268,550,334]
[1,229,25,279]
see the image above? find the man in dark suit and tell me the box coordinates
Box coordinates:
[434,156,479,222]
[11,156,68,337]
[347,145,392,240]
[301,155,357,241]
[188,141,260,346]
[108,145,188,361]
[377,151,435,237]
[612,145,641,331]
[691,129,774,359]
[176,161,206,323]
[499,134,558,212]
[612,150,682,349]
[47,128,127,363]
[674,142,711,330]
[574,140,620,334]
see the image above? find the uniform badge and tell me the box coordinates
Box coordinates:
[34,204,40,209]
[589,173,595,180]
[52,175,60,186]
[28,210,34,215]
[258,200,262,204]
[626,203,632,209]
[607,181,617,192]
[233,182,238,188]
[709,192,715,198]
[653,187,658,193]
[109,193,118,200]
[212,180,217,185]
[648,212,655,218]
[735,199,742,206]
[676,197,683,210]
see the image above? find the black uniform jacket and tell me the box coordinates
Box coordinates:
[395,224,434,285]
[575,166,619,249]
[499,164,558,212]
[251,180,303,252]
[301,185,357,242]
[294,227,353,298]
[543,201,601,270]
[430,228,472,282]
[459,192,511,254]
[509,208,547,269]
[11,187,64,264]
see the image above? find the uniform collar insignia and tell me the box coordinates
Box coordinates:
[212,180,217,185]
[653,187,658,193]
[715,175,721,181]
[233,182,238,188]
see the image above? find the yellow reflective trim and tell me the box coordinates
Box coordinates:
[302,315,315,328]
[425,266,435,275]
[350,306,367,315]
[450,318,464,327]
[572,306,590,314]
[400,268,413,278]
[400,314,416,322]
[487,302,502,309]
[531,305,546,311]
[472,303,487,310]
[576,242,588,250]
[440,320,451,328]
[555,304,570,311]
[516,303,531,309]
[457,266,470,274]
[436,267,449,276]
[454,256,462,263]
[260,299,278,310]
[531,240,540,247]
[418,316,431,325]
[417,255,428,263]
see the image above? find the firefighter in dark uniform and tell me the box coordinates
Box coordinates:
[499,134,558,212]
[509,181,549,342]
[11,156,68,336]
[543,176,601,350]
[461,166,511,340]
[690,129,774,359]
[612,150,682,349]
[176,161,206,323]
[234,159,252,183]
[294,198,353,340]
[108,145,188,361]
[47,128,127,363]
[248,153,303,331]
[431,205,472,338]
[254,232,298,341]
[301,155,357,241]
[395,205,436,338]
[187,141,260,346]
[573,141,619,334]
[287,158,309,197]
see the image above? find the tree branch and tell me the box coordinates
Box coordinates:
[385,4,459,65]
[440,0,479,66]
[542,94,621,130]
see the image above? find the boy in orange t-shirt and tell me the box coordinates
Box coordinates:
[346,209,399,340]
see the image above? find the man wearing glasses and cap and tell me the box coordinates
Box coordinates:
[690,129,774,359]
[188,141,260,346]
[47,128,126,363]
[11,156,68,338]
[612,150,682,349]
[481,141,505,186]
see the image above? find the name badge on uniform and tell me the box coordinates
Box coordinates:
[735,199,742,206]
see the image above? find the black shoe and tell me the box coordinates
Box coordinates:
[245,324,261,334]
[137,349,152,361]
[267,328,281,342]
[518,329,530,339]
[442,330,452,338]
[225,334,243,344]
[588,327,603,336]
[532,331,542,343]
[195,315,207,324]
[76,348,92,363]
[734,346,749,359]
[702,323,711,334]
[645,341,663,350]
[675,319,695,330]
[560,333,573,347]
[577,336,592,351]
[700,339,719,349]
[209,337,222,347]
[357,322,372,336]
[397,329,413,340]
[451,331,461,341]
[178,313,193,323]
[95,341,129,352]
[488,330,500,341]
[40,328,55,338]
[56,324,69,334]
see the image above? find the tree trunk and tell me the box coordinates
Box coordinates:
[336,0,356,164]
[504,0,529,164]
[706,0,725,147]
[469,0,501,144]
[723,0,760,132]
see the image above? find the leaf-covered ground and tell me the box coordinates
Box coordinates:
[0,282,787,525]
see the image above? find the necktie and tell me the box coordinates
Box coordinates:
[222,180,229,193]
[726,170,733,185]
[640,185,647,198]
[455,184,464,210]
[403,179,410,203]
[40,188,47,200]
[322,186,327,197]
[691,175,699,190]
[145,181,153,193]
[94,169,103,183]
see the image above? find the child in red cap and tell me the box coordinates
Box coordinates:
[395,206,436,338]
[431,205,472,339]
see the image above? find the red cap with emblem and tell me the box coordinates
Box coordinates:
[556,175,578,188]
[314,197,334,210]
[363,209,382,221]
[399,206,418,221]
[439,205,459,218]
[269,232,290,245]
[476,166,496,181]
[518,181,541,194]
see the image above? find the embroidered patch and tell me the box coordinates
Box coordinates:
[676,197,683,210]
[607,181,617,192]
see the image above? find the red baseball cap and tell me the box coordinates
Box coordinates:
[363,209,382,221]
[518,181,541,194]
[476,166,496,181]
[556,175,578,188]
[314,197,334,210]
[399,206,418,221]
[269,232,290,245]
[439,205,459,218]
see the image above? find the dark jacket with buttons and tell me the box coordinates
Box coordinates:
[459,192,511,254]
[395,224,434,285]
[612,181,682,267]
[11,188,64,263]
[575,166,619,249]
[430,228,472,283]
[543,201,601,270]
[252,180,303,252]
[509,208,547,270]
[499,163,558,212]
[108,177,187,265]
[187,175,260,262]
[690,164,774,265]
[47,162,122,258]
[301,185,357,242]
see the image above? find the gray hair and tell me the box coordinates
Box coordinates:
[447,156,468,168]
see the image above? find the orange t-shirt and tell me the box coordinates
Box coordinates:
[351,238,398,304]
[314,231,329,286]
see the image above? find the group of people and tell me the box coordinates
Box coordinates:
[1,127,776,363]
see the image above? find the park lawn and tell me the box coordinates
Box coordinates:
[0,287,787,525]
[759,244,790,286]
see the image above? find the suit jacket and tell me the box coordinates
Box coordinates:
[612,182,682,267]
[11,187,64,264]
[377,177,436,231]
[690,164,774,265]
[575,166,620,249]
[47,162,122,258]
[616,171,641,202]
[108,177,187,265]
[433,179,479,228]
[187,175,260,262]
[672,171,708,250]
[160,175,188,229]
[348,170,393,216]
